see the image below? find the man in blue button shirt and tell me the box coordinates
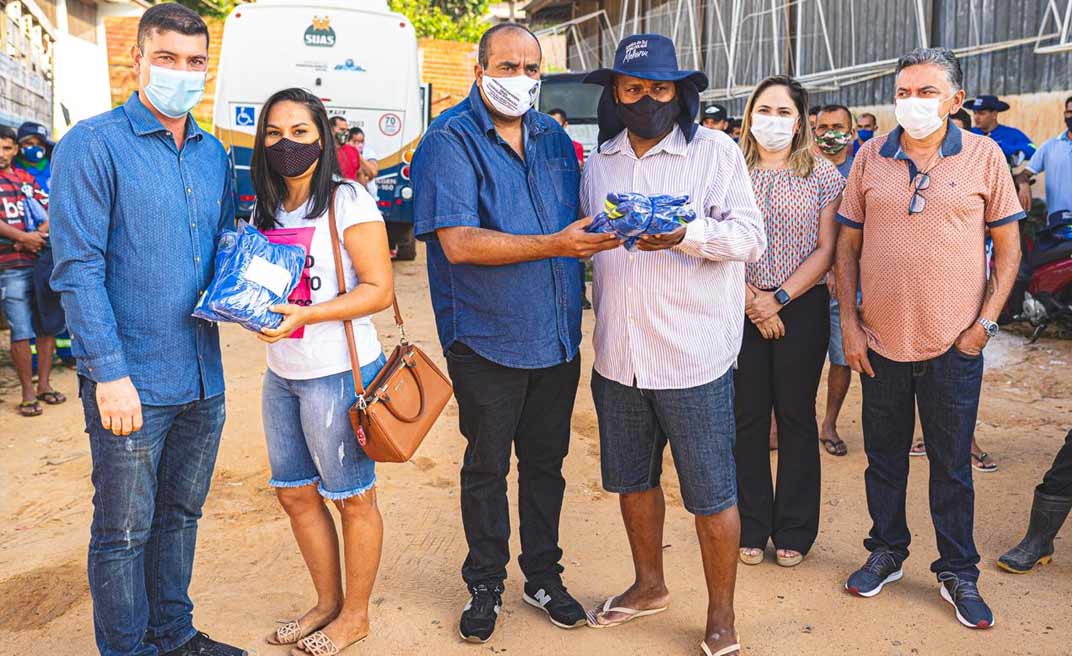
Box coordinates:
[412,22,619,644]
[49,5,244,656]
[1016,95,1072,216]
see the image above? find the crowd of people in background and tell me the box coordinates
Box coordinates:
[4,3,1072,656]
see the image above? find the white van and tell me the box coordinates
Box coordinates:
[213,0,425,258]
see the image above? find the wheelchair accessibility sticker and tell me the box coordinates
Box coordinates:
[235,105,256,127]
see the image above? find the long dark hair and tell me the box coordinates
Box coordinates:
[250,88,345,230]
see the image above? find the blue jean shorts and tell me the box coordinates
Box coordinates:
[591,368,737,516]
[828,297,847,366]
[0,267,35,341]
[262,354,387,499]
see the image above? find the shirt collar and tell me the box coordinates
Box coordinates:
[879,118,962,160]
[1060,131,1072,142]
[466,82,547,139]
[123,92,204,141]
[599,125,688,158]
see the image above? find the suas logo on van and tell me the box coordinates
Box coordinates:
[304,16,336,48]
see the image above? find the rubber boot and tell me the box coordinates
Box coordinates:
[997,490,1072,573]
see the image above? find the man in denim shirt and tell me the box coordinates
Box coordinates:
[412,23,619,643]
[49,5,243,656]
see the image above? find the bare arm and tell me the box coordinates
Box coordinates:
[359,157,379,181]
[437,219,620,267]
[979,221,1021,323]
[835,224,873,376]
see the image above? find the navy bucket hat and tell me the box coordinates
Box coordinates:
[584,34,709,149]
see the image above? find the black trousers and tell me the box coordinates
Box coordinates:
[734,284,830,554]
[1038,430,1072,498]
[446,342,581,590]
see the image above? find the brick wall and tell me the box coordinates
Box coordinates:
[419,38,477,118]
[104,16,223,128]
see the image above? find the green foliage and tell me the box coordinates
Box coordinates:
[388,0,490,43]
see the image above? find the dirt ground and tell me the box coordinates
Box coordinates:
[2,250,1071,656]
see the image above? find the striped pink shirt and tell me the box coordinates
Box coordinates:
[581,126,767,390]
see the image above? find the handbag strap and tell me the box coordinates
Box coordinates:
[326,186,408,399]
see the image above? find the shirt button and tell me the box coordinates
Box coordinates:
[629,254,636,261]
[194,256,201,263]
[186,187,192,194]
[190,223,196,228]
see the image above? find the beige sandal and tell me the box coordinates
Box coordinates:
[701,632,741,656]
[739,548,763,565]
[293,630,367,656]
[267,620,306,646]
[776,550,804,567]
[586,595,669,628]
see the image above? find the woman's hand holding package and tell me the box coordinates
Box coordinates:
[258,303,313,343]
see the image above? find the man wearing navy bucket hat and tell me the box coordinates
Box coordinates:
[967,94,1036,165]
[581,34,765,656]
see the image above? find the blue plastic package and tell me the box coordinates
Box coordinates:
[192,224,306,332]
[587,192,697,251]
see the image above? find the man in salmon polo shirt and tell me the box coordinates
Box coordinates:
[835,47,1023,630]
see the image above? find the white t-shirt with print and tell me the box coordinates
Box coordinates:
[266,183,384,380]
[362,145,379,200]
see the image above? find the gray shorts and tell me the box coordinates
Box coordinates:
[591,368,737,516]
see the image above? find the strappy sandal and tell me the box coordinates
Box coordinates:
[18,400,42,417]
[293,631,366,656]
[739,548,764,565]
[972,451,998,473]
[700,632,741,656]
[776,549,804,567]
[267,619,317,646]
[36,389,66,405]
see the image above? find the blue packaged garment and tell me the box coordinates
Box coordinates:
[587,192,697,250]
[193,224,306,332]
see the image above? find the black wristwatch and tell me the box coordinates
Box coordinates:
[774,288,791,305]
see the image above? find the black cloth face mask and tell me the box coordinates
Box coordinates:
[265,138,322,178]
[615,95,680,139]
[1065,116,1072,134]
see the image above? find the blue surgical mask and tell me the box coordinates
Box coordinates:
[857,128,874,142]
[143,65,206,119]
[20,145,45,163]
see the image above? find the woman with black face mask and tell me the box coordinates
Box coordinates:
[249,88,394,655]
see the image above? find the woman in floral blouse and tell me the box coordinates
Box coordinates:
[734,75,843,568]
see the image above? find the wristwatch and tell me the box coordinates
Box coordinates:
[978,318,1000,338]
[774,288,791,305]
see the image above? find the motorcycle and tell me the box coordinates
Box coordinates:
[1013,210,1072,342]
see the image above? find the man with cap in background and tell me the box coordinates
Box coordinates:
[701,103,729,132]
[581,32,765,656]
[15,122,52,192]
[969,94,1036,165]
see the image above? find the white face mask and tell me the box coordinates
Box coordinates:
[895,96,950,139]
[480,73,541,118]
[750,113,796,152]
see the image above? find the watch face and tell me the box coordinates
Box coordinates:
[775,289,791,305]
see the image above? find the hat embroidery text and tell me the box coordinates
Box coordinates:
[623,40,649,63]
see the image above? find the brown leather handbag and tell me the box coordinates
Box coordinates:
[326,193,453,462]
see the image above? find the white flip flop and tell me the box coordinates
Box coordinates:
[586,595,668,628]
[700,634,741,656]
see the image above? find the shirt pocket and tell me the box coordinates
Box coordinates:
[545,157,581,226]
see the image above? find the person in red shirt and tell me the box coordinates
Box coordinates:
[0,125,59,416]
[548,108,585,167]
[331,115,361,180]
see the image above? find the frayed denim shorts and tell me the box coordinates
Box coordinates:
[262,354,386,499]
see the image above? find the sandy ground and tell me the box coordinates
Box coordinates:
[2,249,1071,656]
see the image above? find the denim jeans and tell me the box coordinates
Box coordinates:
[80,377,226,656]
[446,343,580,589]
[860,347,983,581]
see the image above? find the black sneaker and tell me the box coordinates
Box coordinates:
[459,583,503,643]
[938,572,994,629]
[523,579,586,629]
[845,550,904,597]
[162,632,246,656]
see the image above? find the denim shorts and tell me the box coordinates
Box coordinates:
[591,368,737,516]
[262,354,387,499]
[0,267,35,341]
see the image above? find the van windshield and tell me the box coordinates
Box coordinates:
[538,78,601,124]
